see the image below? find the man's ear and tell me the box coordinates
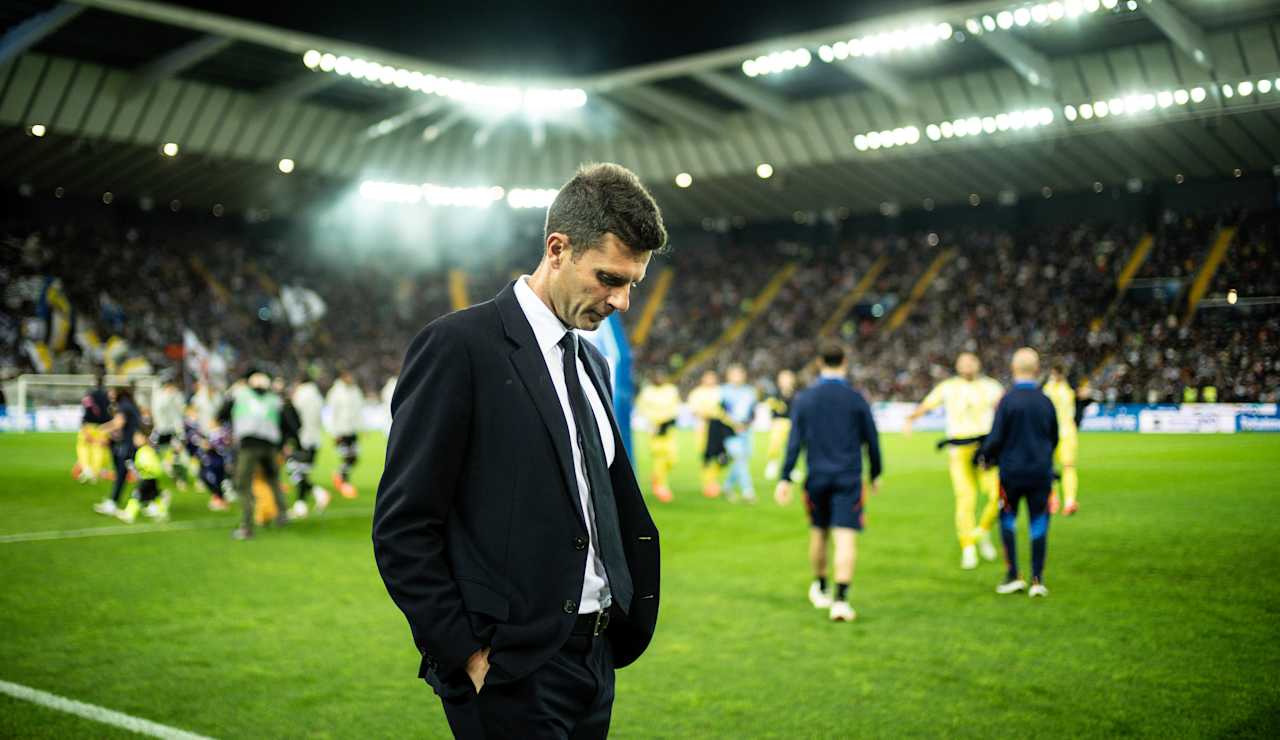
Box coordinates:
[546,233,570,268]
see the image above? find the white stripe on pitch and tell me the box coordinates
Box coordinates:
[0,678,215,740]
[0,508,371,544]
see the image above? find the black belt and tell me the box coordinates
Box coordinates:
[571,609,611,637]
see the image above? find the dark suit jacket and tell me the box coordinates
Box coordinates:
[373,281,661,698]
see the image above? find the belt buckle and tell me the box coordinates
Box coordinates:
[592,610,610,637]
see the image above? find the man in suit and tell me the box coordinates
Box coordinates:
[374,163,666,739]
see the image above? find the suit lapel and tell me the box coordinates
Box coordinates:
[495,283,585,531]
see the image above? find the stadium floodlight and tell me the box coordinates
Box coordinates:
[818,45,834,63]
[1079,102,1094,119]
[926,124,942,141]
[1221,84,1234,99]
[675,172,693,188]
[1084,0,1100,11]
[997,11,1014,29]
[1238,81,1254,97]
[1190,86,1206,103]
[1047,1,1065,20]
[161,142,179,157]
[1014,8,1031,26]
[966,18,982,34]
[854,134,869,150]
[982,15,997,31]
[756,163,774,179]
[742,47,812,77]
[1065,0,1083,16]
[1064,104,1078,121]
[1101,0,1117,8]
[421,184,504,207]
[1032,5,1049,24]
[1157,91,1174,108]
[507,188,559,209]
[305,50,587,113]
[1259,79,1273,94]
[277,158,295,174]
[29,123,46,137]
[1094,100,1109,117]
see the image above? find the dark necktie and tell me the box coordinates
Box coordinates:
[559,332,634,613]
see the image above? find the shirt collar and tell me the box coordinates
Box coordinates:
[1014,380,1039,388]
[514,275,572,356]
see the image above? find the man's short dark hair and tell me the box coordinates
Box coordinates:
[818,341,846,368]
[545,163,668,255]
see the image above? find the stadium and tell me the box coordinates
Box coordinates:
[1,0,1278,736]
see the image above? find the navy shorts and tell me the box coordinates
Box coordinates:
[805,474,864,530]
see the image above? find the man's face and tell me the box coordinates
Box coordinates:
[778,370,795,394]
[700,371,718,387]
[727,367,747,385]
[956,353,979,379]
[547,232,651,331]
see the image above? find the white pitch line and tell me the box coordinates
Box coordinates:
[0,678,215,739]
[0,508,371,544]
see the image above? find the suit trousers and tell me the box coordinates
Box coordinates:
[442,635,615,740]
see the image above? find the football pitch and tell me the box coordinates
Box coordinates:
[1,431,1278,738]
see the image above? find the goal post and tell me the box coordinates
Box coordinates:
[4,374,161,433]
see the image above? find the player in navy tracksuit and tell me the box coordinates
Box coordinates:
[977,348,1059,597]
[776,342,882,622]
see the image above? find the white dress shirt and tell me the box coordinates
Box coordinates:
[514,276,615,614]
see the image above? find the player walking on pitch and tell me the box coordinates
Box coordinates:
[904,352,1004,570]
[977,348,1059,597]
[1043,364,1080,516]
[327,370,363,498]
[634,370,681,502]
[775,343,882,622]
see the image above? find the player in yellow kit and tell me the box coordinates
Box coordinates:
[635,371,681,502]
[1043,364,1080,516]
[763,369,799,481]
[688,369,734,498]
[905,352,1005,570]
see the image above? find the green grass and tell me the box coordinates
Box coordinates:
[1,430,1278,738]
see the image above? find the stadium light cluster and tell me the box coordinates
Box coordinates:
[816,23,953,65]
[964,0,1130,37]
[302,50,587,114]
[852,71,1280,155]
[1063,75,1278,123]
[853,107,1053,151]
[359,180,558,209]
[742,48,812,77]
[505,188,559,209]
[359,180,507,207]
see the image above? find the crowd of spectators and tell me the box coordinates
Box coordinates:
[2,196,1275,406]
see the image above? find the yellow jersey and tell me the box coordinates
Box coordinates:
[635,383,681,431]
[134,444,163,480]
[919,376,1004,438]
[1043,378,1078,435]
[687,385,728,424]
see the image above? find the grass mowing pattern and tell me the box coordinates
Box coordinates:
[1,431,1278,738]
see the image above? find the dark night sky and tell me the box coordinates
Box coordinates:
[178,1,972,75]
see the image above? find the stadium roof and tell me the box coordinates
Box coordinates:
[2,0,1279,223]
